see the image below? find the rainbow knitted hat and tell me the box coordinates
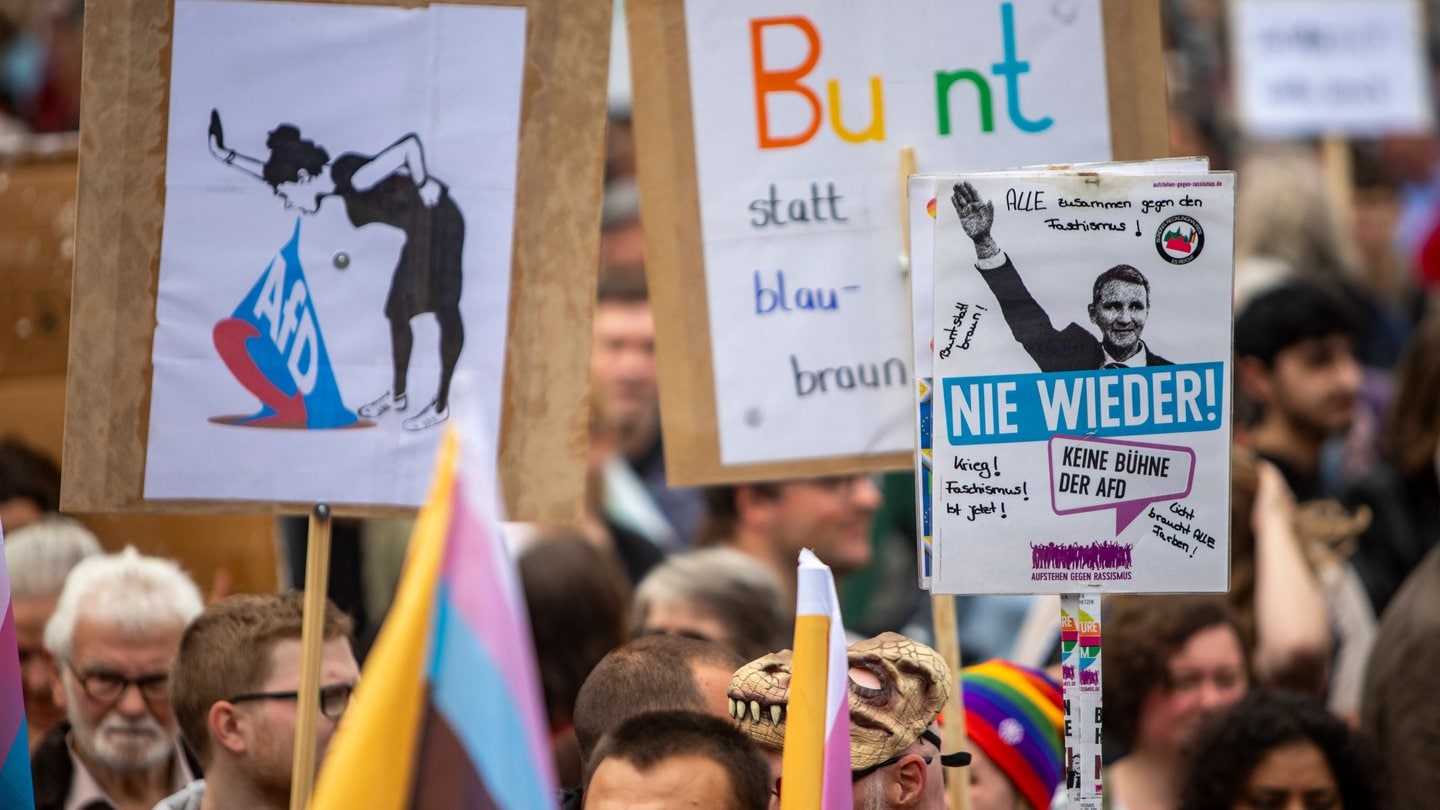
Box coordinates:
[961,659,1064,810]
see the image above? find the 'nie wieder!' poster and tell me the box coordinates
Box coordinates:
[931,169,1233,594]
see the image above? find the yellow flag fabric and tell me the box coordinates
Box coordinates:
[309,431,458,810]
[779,614,830,809]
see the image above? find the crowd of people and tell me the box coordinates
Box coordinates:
[5,1,1440,808]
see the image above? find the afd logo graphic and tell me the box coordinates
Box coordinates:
[211,221,368,429]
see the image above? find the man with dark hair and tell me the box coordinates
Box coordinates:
[0,437,62,532]
[563,636,743,808]
[592,272,706,547]
[951,181,1173,371]
[701,476,880,611]
[157,592,358,809]
[1235,281,1363,500]
[582,710,770,810]
[572,635,742,764]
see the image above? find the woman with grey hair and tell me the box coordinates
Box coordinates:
[631,548,789,661]
[5,516,102,749]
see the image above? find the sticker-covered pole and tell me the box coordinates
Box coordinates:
[1061,592,1103,810]
[290,504,333,810]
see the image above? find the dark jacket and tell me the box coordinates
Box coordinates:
[980,258,1173,372]
[1362,545,1440,809]
[1341,463,1440,614]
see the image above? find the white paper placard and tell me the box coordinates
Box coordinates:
[909,174,937,587]
[1231,0,1433,138]
[144,1,525,506]
[683,0,1112,466]
[930,169,1233,593]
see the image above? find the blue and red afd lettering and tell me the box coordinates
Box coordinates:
[212,220,360,429]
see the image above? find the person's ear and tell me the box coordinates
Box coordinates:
[891,754,929,807]
[1235,355,1272,404]
[1087,301,1098,325]
[209,701,249,757]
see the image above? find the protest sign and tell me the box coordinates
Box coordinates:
[910,158,1208,587]
[1231,0,1432,138]
[63,0,610,519]
[628,0,1167,485]
[929,168,1233,594]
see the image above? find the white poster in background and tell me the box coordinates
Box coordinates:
[1231,0,1433,138]
[683,0,1112,465]
[145,1,525,506]
[930,171,1233,594]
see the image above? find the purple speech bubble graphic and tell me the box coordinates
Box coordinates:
[1048,435,1195,533]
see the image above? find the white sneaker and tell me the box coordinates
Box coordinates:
[358,391,407,418]
[402,399,448,431]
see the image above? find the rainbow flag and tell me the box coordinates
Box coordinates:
[0,531,34,809]
[311,429,555,809]
[780,549,851,810]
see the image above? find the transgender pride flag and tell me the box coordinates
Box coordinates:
[0,530,35,809]
[780,549,852,810]
[311,429,554,809]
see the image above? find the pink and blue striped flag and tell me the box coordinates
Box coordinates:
[0,530,35,809]
[311,428,555,809]
[779,549,851,810]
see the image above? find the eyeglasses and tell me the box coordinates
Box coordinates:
[227,683,355,720]
[67,663,170,706]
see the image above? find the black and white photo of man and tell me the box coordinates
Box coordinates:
[951,181,1173,372]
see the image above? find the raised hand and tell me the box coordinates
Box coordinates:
[206,109,265,181]
[951,181,994,241]
[208,109,232,162]
[951,181,1000,261]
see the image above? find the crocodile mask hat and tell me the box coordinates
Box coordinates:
[727,631,953,770]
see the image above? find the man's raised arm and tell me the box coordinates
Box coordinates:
[951,181,1001,263]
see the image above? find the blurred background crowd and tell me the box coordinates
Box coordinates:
[5,0,1440,808]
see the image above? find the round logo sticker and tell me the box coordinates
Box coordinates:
[1155,215,1204,265]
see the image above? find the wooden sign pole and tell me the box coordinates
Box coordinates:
[1321,135,1354,238]
[290,503,333,810]
[931,594,972,810]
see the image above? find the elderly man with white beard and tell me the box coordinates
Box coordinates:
[31,548,204,810]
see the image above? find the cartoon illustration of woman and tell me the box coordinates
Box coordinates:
[209,109,464,431]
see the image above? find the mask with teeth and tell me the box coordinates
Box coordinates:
[727,632,952,770]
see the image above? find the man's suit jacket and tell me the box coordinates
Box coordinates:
[979,258,1172,372]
